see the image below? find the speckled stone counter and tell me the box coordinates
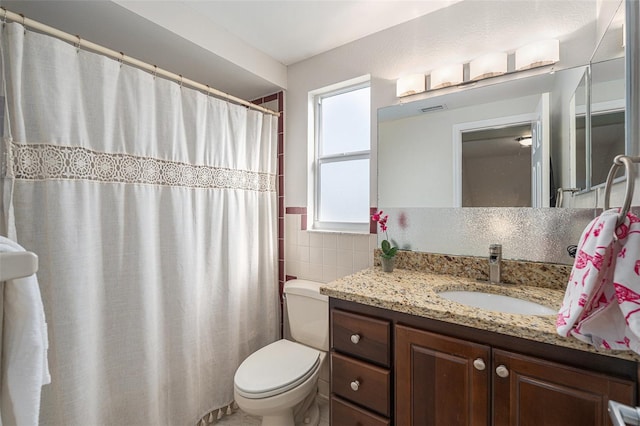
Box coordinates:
[321,267,640,362]
[373,249,572,289]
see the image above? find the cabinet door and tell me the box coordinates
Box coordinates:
[395,324,491,426]
[493,349,636,426]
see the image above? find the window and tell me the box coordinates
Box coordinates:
[311,80,370,231]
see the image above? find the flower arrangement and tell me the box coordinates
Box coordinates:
[372,210,398,259]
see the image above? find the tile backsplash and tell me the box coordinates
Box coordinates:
[374,249,571,290]
[380,207,599,265]
[285,213,377,283]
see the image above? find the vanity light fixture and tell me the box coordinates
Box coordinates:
[469,52,508,81]
[516,136,533,147]
[515,39,559,71]
[429,63,463,90]
[396,74,426,97]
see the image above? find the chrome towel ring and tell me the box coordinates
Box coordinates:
[603,155,640,226]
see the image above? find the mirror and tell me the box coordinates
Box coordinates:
[589,57,625,188]
[572,1,626,193]
[461,124,532,207]
[374,0,627,262]
[379,1,626,209]
[571,70,588,191]
[378,68,583,208]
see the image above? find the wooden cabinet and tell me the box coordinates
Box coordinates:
[329,298,639,426]
[492,349,636,426]
[395,324,490,426]
[396,323,637,426]
[330,309,392,424]
[331,396,390,426]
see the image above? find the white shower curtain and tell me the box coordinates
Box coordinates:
[0,23,279,425]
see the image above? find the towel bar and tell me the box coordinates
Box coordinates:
[603,155,640,226]
[0,251,39,281]
[609,400,640,426]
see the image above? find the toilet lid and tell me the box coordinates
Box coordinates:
[234,339,320,399]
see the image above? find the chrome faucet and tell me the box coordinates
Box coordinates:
[489,244,502,284]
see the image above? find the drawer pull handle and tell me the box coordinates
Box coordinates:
[350,334,361,344]
[350,380,360,391]
[496,365,509,378]
[473,358,486,371]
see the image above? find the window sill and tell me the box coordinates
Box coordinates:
[306,228,372,236]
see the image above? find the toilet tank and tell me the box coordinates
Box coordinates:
[284,279,329,351]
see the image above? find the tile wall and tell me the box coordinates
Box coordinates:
[251,92,285,291]
[284,208,378,283]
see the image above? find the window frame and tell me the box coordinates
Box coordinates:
[309,78,371,233]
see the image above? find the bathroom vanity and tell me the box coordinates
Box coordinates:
[322,266,640,426]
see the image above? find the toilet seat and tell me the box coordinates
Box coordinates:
[234,339,321,399]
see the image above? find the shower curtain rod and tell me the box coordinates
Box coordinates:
[0,8,280,117]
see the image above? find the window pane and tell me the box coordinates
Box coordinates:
[319,159,369,223]
[320,87,370,156]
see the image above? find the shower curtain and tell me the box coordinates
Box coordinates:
[0,22,279,425]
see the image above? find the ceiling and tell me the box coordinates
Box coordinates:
[181,0,461,66]
[0,0,605,101]
[1,0,460,100]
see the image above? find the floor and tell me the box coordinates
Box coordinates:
[215,396,330,426]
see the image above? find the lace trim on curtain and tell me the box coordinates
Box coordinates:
[8,141,276,192]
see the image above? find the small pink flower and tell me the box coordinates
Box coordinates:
[371,210,397,259]
[398,212,408,229]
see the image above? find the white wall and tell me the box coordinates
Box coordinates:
[463,154,531,207]
[286,0,598,208]
[378,94,540,207]
[284,1,601,278]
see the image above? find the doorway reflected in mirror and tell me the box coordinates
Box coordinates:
[462,124,532,207]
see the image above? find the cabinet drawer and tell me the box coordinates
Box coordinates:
[331,395,390,426]
[331,352,391,417]
[332,309,391,367]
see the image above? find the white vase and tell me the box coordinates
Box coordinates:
[381,256,395,272]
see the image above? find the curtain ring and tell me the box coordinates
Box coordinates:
[20,13,26,34]
[75,35,81,53]
[1,8,7,28]
[153,65,157,79]
[179,74,183,88]
[206,85,211,98]
[118,51,124,68]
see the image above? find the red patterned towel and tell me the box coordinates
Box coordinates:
[557,209,640,353]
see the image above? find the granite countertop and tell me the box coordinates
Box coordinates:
[321,267,640,362]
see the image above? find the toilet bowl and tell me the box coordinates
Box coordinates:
[233,280,328,426]
[234,340,326,426]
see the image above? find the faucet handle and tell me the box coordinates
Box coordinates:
[489,244,502,263]
[489,244,502,283]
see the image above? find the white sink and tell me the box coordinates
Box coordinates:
[437,290,556,316]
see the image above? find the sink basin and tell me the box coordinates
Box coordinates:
[437,290,556,316]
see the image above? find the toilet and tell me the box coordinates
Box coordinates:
[233,279,329,426]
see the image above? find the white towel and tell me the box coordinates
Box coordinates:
[557,209,640,353]
[0,236,50,426]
